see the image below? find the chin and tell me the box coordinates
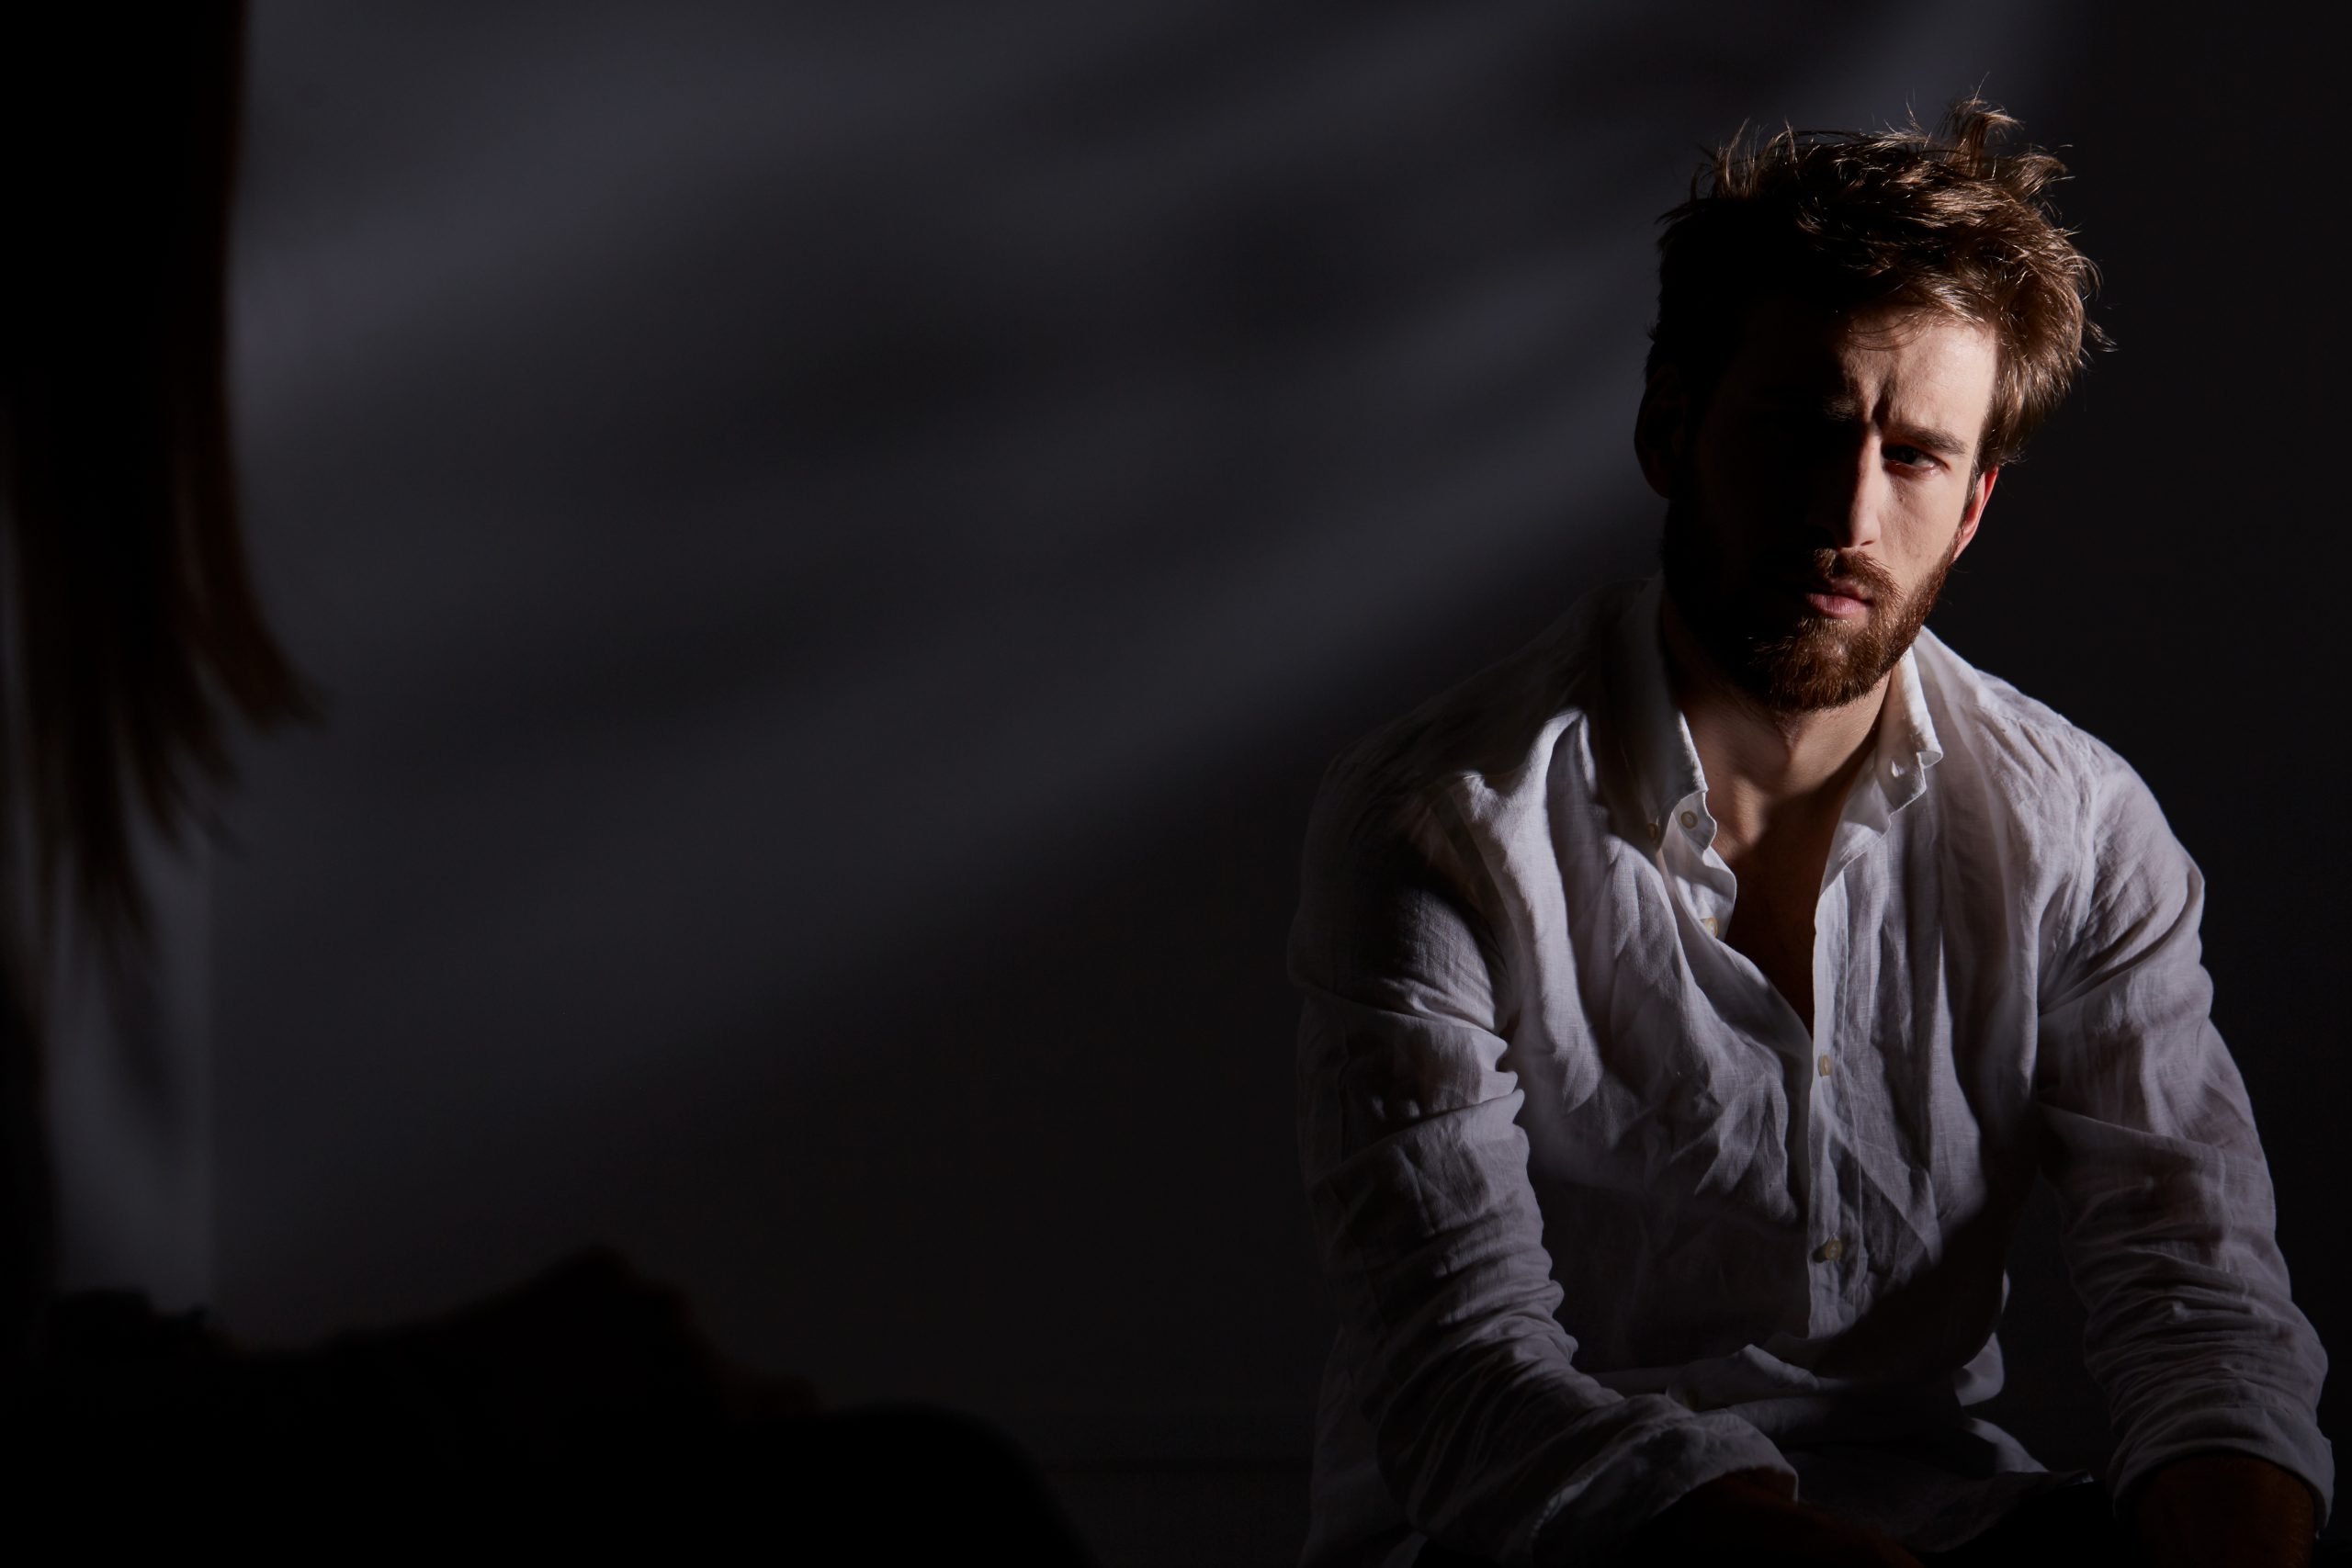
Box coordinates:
[1742,618,1889,712]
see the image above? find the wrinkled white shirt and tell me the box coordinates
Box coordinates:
[1290,575,2332,1567]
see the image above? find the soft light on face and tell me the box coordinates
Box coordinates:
[1652,298,2001,712]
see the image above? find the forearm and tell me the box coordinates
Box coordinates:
[2042,1107,2333,1535]
[2129,1453,2317,1568]
[2033,787,2333,1554]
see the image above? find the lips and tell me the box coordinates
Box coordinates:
[1789,574,1873,604]
[1774,570,1876,623]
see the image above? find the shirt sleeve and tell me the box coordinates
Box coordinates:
[1290,756,1794,1565]
[2032,747,2333,1529]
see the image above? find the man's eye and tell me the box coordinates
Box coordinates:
[1885,444,1936,468]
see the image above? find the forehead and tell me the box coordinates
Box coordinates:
[1718,296,2000,424]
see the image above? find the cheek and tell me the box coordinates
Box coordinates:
[1707,423,1806,494]
[1693,448,1799,542]
[1890,484,1969,560]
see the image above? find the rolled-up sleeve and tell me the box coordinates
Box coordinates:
[2033,750,2333,1527]
[1291,757,1793,1564]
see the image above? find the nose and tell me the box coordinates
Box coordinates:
[1808,434,1887,552]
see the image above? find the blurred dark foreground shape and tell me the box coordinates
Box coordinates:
[27,1248,1096,1560]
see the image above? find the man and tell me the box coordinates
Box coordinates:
[1289,101,2332,1568]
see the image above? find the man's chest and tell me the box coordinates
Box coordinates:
[1508,830,2041,1223]
[1499,849,2044,1356]
[1718,857,1826,1032]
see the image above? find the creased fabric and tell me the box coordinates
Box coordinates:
[1292,575,2330,1567]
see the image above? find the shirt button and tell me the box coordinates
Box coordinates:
[1646,821,1660,843]
[1814,1237,1845,1262]
[1702,916,1719,936]
[1817,1054,1832,1077]
[1679,809,1699,829]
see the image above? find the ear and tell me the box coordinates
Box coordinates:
[1952,464,1998,560]
[1634,365,1690,501]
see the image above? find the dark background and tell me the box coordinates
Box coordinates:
[51,3,2344,1560]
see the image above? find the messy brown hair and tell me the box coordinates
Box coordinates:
[1646,97,2107,472]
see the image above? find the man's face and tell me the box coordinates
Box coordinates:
[1645,297,2001,712]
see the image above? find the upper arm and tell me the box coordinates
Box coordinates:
[1290,763,1539,1220]
[2033,748,2244,1144]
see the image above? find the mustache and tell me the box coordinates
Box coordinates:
[1781,550,1898,599]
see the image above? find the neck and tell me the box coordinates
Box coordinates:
[1659,592,1889,848]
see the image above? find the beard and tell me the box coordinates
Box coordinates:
[1659,495,1958,714]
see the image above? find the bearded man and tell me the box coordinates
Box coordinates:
[1289,102,2332,1568]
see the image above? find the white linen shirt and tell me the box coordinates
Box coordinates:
[1290,574,2332,1567]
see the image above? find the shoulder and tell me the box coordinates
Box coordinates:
[1292,584,1633,988]
[1913,628,2154,811]
[1910,633,2208,1006]
[1910,628,2184,885]
[1305,581,1632,869]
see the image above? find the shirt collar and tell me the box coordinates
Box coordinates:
[1873,633,1943,816]
[1612,573,1945,831]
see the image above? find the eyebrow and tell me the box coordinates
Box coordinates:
[1755,391,1974,461]
[1897,425,1973,460]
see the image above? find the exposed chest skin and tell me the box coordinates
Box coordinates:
[1715,809,1843,1032]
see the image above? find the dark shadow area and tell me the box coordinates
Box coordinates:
[30,1258,1094,1559]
